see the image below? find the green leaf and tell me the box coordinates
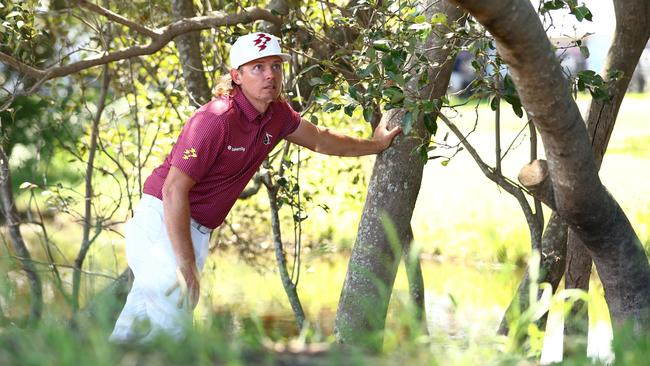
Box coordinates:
[422,100,434,113]
[503,74,516,91]
[607,69,624,81]
[579,45,590,59]
[413,14,426,23]
[430,12,448,25]
[372,40,391,52]
[348,85,359,101]
[344,104,356,117]
[402,111,414,135]
[512,104,524,118]
[310,115,319,125]
[383,86,405,104]
[363,106,374,123]
[418,144,428,162]
[423,112,437,135]
[322,73,335,84]
[490,96,499,111]
[590,87,610,102]
[359,62,378,78]
[542,0,565,12]
[571,5,592,22]
[323,103,341,112]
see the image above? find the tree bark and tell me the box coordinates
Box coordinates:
[0,147,43,323]
[564,0,650,335]
[171,0,211,106]
[450,0,650,329]
[335,1,464,350]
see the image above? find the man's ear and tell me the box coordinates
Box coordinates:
[230,69,241,85]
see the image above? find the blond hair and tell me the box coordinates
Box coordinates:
[213,74,236,98]
[212,71,287,101]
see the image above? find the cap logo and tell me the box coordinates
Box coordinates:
[253,33,271,51]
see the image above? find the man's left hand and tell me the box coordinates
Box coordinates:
[372,119,402,152]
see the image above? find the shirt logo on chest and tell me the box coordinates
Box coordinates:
[227,145,246,152]
[182,148,197,160]
[263,132,272,145]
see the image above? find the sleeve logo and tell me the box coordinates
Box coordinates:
[253,33,271,51]
[182,148,198,160]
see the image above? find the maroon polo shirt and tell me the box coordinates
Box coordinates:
[143,89,302,228]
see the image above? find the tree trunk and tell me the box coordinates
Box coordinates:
[171,0,211,106]
[334,1,464,350]
[450,0,650,330]
[0,147,43,323]
[565,0,650,335]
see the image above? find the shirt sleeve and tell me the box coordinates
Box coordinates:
[170,111,226,182]
[278,102,302,139]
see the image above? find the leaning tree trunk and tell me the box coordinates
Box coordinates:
[334,1,465,350]
[171,0,211,106]
[0,146,43,323]
[564,0,650,335]
[450,0,650,330]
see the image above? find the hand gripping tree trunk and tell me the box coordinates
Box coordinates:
[171,0,211,106]
[334,1,464,350]
[564,0,650,335]
[450,0,650,330]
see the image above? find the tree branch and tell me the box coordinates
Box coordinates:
[0,7,281,92]
[0,52,44,79]
[518,159,556,211]
[77,0,159,38]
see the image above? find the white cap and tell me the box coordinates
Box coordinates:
[229,32,290,70]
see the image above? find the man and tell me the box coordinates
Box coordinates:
[110,32,401,342]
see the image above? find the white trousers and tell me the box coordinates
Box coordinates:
[109,194,210,342]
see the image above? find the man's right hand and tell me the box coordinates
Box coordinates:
[165,264,200,310]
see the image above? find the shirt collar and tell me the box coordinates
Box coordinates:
[233,88,272,123]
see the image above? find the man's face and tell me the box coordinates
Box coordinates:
[230,56,283,111]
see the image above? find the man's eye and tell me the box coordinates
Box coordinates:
[253,64,262,70]
[272,64,282,71]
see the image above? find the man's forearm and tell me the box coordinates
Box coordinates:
[313,127,382,156]
[162,189,196,269]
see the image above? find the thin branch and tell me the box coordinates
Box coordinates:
[77,0,159,38]
[438,112,541,246]
[8,255,118,281]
